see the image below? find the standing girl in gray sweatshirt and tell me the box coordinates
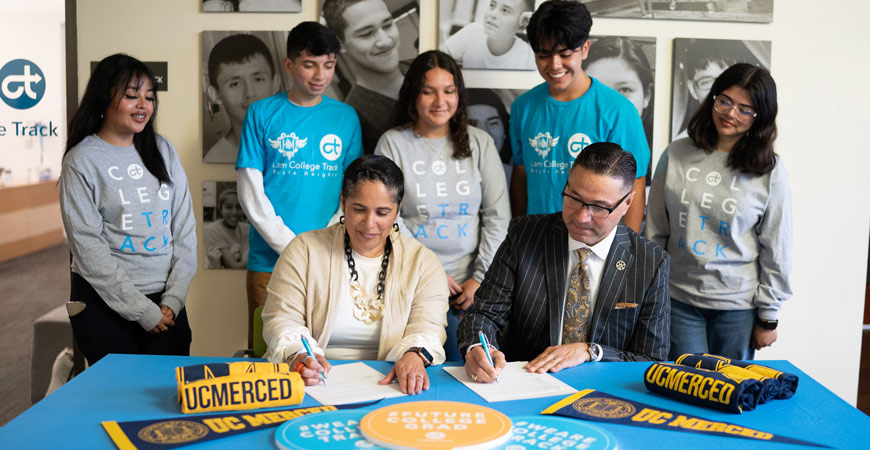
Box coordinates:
[60,54,197,364]
[375,51,510,361]
[646,63,791,361]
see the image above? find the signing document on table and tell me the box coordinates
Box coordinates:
[304,362,407,405]
[443,362,577,402]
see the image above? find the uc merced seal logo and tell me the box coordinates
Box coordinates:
[529,132,559,159]
[572,397,636,419]
[138,420,209,444]
[270,132,307,160]
[319,134,343,161]
[0,59,46,110]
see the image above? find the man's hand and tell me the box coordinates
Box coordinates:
[464,345,506,383]
[751,325,777,350]
[380,351,429,395]
[525,343,590,373]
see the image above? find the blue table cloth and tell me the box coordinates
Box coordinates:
[1,354,868,449]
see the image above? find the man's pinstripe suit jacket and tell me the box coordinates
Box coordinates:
[458,213,670,362]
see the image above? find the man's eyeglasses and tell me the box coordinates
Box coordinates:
[713,94,757,122]
[561,188,631,219]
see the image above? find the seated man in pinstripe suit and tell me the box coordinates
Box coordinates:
[459,142,670,382]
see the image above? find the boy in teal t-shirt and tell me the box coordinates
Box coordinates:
[509,0,649,231]
[235,22,363,346]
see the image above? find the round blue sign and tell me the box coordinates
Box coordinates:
[494,415,617,450]
[275,410,386,450]
[0,59,46,109]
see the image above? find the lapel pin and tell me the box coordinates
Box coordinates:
[615,260,626,271]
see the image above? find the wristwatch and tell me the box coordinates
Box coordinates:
[586,343,602,362]
[406,347,433,367]
[755,317,778,330]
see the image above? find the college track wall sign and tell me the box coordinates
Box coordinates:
[0,59,45,109]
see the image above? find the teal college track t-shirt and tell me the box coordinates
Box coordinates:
[510,78,649,215]
[236,92,363,272]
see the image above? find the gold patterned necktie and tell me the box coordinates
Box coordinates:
[562,247,594,344]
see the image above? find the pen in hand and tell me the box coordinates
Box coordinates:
[300,335,327,385]
[478,330,499,383]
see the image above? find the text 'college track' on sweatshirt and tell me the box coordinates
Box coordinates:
[645,138,793,321]
[59,134,197,330]
[375,126,510,283]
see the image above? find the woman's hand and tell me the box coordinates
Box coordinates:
[751,325,777,350]
[450,279,480,311]
[149,306,176,333]
[446,275,462,296]
[291,352,331,386]
[380,351,429,395]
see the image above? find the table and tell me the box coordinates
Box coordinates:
[2,354,868,448]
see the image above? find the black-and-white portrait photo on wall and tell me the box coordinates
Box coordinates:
[320,0,421,154]
[467,88,528,183]
[579,0,773,23]
[203,181,250,270]
[202,0,302,12]
[201,31,290,164]
[439,0,536,71]
[582,35,656,159]
[671,38,771,140]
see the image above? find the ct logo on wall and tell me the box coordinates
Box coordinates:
[0,59,46,110]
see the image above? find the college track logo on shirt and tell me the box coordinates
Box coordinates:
[529,132,559,159]
[319,134,343,161]
[270,132,307,160]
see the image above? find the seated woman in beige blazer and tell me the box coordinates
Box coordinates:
[262,155,449,395]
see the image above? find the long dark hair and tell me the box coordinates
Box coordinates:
[64,53,170,185]
[393,50,470,159]
[687,63,778,175]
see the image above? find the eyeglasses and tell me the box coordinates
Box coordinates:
[713,94,758,122]
[561,188,631,219]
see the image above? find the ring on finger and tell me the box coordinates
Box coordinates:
[470,373,478,382]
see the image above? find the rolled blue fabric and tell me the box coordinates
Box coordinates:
[675,353,798,400]
[644,362,761,413]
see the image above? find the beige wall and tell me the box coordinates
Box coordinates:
[76,0,870,403]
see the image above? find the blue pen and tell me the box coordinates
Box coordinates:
[478,330,499,383]
[300,335,327,385]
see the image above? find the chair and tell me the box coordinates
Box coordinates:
[233,306,265,358]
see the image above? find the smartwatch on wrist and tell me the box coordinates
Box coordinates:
[755,317,778,330]
[406,347,433,367]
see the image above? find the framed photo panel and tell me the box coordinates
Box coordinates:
[671,38,771,140]
[201,31,291,164]
[202,181,249,270]
[202,0,302,12]
[439,0,537,71]
[579,0,773,23]
[320,0,421,153]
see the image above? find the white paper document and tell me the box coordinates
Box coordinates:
[443,362,577,403]
[304,362,406,405]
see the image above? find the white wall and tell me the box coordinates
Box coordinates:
[75,0,870,403]
[0,0,66,185]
